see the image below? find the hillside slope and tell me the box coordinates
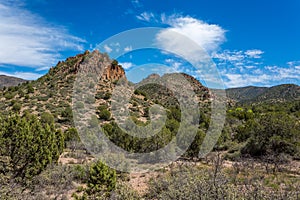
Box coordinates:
[0,50,125,128]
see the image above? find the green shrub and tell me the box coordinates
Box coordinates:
[0,113,64,181]
[99,109,111,120]
[81,160,116,198]
[12,102,22,112]
[40,112,54,124]
[4,92,14,100]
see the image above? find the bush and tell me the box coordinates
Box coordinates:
[4,92,14,100]
[27,85,34,93]
[12,102,21,112]
[76,160,116,199]
[40,112,54,124]
[99,109,111,120]
[0,113,64,181]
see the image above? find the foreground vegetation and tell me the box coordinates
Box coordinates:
[0,99,298,199]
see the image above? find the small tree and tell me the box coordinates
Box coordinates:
[85,160,116,198]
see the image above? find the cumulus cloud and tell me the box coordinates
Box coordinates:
[136,13,226,53]
[0,1,85,70]
[136,12,226,87]
[162,15,226,53]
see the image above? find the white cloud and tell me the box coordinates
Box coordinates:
[224,73,270,88]
[266,65,300,80]
[222,64,300,88]
[287,61,300,67]
[124,46,133,52]
[0,71,42,80]
[135,12,299,88]
[103,45,112,53]
[212,50,244,62]
[119,62,134,70]
[136,13,226,53]
[245,49,264,58]
[213,49,265,74]
[136,12,157,22]
[164,59,182,72]
[0,2,85,69]
[162,15,226,53]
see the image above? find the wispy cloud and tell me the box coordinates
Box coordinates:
[119,62,134,70]
[245,49,264,58]
[0,1,86,70]
[215,49,300,87]
[0,70,43,80]
[222,64,300,88]
[103,45,113,53]
[124,46,133,52]
[136,12,157,23]
[213,50,245,62]
[213,49,263,63]
[212,49,264,75]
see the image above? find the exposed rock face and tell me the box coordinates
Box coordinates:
[102,62,125,81]
[80,50,125,82]
[49,50,125,82]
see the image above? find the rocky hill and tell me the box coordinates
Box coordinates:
[0,75,27,88]
[0,50,125,128]
[0,50,212,131]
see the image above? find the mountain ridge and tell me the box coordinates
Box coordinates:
[226,84,300,103]
[0,75,27,88]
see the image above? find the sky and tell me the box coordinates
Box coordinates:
[0,0,299,88]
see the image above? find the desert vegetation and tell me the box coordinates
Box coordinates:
[0,51,299,199]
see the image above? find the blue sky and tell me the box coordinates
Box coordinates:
[0,0,299,88]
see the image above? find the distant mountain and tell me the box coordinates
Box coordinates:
[226,86,268,102]
[226,84,300,103]
[0,75,27,88]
